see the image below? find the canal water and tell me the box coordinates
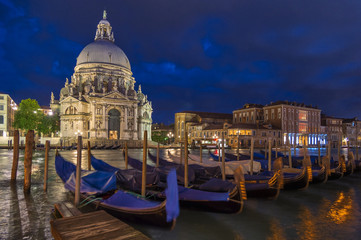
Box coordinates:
[0,148,360,240]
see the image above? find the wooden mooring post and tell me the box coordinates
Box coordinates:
[24,130,34,194]
[356,141,359,161]
[337,138,341,160]
[125,142,128,169]
[11,130,19,181]
[250,137,254,175]
[264,140,268,160]
[180,143,183,165]
[75,136,82,206]
[293,138,296,156]
[288,140,292,168]
[221,132,225,181]
[184,126,189,187]
[318,140,321,166]
[156,142,160,167]
[141,131,147,197]
[268,139,271,171]
[218,142,221,162]
[87,141,91,171]
[237,134,240,161]
[200,143,203,163]
[43,140,50,192]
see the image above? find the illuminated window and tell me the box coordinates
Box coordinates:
[299,122,308,133]
[299,110,308,121]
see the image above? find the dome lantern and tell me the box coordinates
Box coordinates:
[76,11,131,69]
[94,10,115,42]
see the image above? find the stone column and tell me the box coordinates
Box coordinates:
[133,106,138,140]
[124,106,128,139]
[92,103,96,138]
[102,105,106,138]
[120,106,125,139]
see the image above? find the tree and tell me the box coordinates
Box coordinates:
[37,114,60,136]
[151,131,168,143]
[14,99,42,131]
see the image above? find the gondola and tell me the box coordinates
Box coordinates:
[224,152,250,161]
[95,144,105,150]
[211,150,310,190]
[111,144,121,150]
[281,167,309,190]
[91,154,244,214]
[259,150,325,168]
[343,153,356,176]
[163,151,281,199]
[104,145,114,150]
[328,160,343,180]
[311,166,328,184]
[55,153,179,228]
[209,150,268,170]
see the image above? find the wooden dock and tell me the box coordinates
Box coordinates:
[51,205,149,240]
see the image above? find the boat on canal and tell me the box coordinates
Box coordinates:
[91,154,245,214]
[55,153,179,228]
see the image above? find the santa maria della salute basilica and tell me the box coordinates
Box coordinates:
[51,11,152,144]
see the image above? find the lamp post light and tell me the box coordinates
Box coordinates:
[75,130,83,136]
[167,132,174,145]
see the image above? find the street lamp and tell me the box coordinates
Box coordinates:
[75,130,83,136]
[167,132,174,144]
[213,134,218,147]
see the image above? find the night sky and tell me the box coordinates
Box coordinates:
[1,0,361,124]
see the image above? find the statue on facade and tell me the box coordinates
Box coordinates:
[127,120,133,130]
[96,120,101,129]
[51,92,54,104]
[84,84,91,94]
[112,80,118,91]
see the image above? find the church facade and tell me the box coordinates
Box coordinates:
[51,11,152,142]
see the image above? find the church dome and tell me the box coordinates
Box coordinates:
[76,40,131,69]
[76,10,131,70]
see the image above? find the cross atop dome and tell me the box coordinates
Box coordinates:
[95,10,114,42]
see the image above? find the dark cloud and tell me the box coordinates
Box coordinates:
[1,0,361,123]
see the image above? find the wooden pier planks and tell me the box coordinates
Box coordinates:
[54,201,82,218]
[51,210,150,240]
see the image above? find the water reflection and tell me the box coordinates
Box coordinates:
[296,207,317,240]
[267,220,287,240]
[327,191,353,224]
[9,183,22,239]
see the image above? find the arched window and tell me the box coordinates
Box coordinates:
[65,106,77,115]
